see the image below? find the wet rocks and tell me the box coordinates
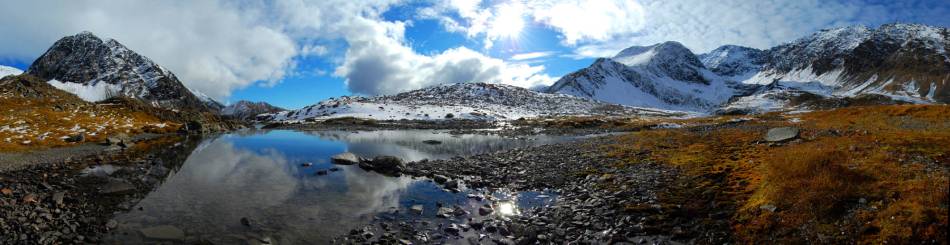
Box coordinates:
[139,225,185,241]
[422,140,442,145]
[478,205,494,216]
[330,152,360,165]
[765,127,800,142]
[301,162,313,167]
[341,136,732,244]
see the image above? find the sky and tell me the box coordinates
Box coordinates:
[0,0,948,109]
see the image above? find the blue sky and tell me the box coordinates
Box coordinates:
[1,0,948,109]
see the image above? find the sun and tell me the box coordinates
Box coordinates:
[491,3,526,39]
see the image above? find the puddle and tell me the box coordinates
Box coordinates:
[102,130,570,243]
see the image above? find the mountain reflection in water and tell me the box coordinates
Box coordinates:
[104,130,567,243]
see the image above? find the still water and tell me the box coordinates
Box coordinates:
[102,130,570,243]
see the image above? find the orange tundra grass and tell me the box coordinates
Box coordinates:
[607,105,949,243]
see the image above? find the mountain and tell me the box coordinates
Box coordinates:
[26,31,210,110]
[549,23,948,114]
[0,65,22,78]
[545,41,736,112]
[698,45,765,78]
[269,83,678,121]
[221,100,285,120]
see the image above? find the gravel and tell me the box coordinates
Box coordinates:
[337,136,734,244]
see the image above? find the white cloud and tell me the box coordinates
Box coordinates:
[510,51,557,61]
[0,0,297,100]
[274,0,554,95]
[423,0,950,58]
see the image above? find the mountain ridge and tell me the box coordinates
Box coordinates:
[547,23,949,114]
[268,82,681,122]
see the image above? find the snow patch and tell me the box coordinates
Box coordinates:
[0,65,23,78]
[47,79,121,102]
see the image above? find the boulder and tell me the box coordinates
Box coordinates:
[765,127,800,142]
[331,152,360,165]
[432,175,449,184]
[64,133,85,143]
[366,156,405,175]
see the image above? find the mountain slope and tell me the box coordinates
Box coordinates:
[270,83,678,121]
[221,100,285,120]
[744,24,949,102]
[699,45,766,78]
[545,42,736,112]
[0,74,179,150]
[26,31,209,110]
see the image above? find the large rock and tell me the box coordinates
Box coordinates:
[765,127,800,142]
[358,156,405,176]
[139,225,185,241]
[331,152,360,165]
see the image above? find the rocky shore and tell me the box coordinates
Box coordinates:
[0,135,201,243]
[338,136,734,244]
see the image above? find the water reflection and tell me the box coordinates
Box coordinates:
[105,130,563,243]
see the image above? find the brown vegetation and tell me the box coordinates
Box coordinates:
[0,75,180,152]
[607,105,949,243]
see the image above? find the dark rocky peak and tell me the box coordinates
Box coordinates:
[26,31,207,110]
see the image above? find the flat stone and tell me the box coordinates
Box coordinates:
[140,225,185,241]
[410,205,424,214]
[100,179,135,194]
[765,127,799,142]
[331,152,360,165]
[52,192,65,206]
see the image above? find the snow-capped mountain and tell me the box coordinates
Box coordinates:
[549,23,948,114]
[698,45,765,78]
[221,100,285,120]
[752,23,948,102]
[0,65,22,78]
[269,83,677,121]
[26,31,210,110]
[545,41,736,112]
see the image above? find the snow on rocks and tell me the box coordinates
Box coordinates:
[269,83,675,122]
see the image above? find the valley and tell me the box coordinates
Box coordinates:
[0,22,947,244]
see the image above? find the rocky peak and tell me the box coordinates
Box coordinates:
[612,41,709,85]
[26,31,207,110]
[699,45,766,77]
[221,100,285,120]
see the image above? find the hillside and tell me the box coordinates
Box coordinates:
[0,74,179,151]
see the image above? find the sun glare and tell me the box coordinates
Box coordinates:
[492,3,526,39]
